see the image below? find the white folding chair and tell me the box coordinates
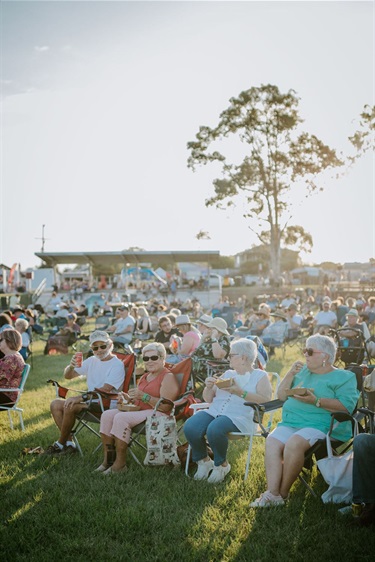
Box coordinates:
[185,372,280,481]
[0,364,31,431]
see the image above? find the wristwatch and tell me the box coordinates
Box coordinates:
[315,398,321,408]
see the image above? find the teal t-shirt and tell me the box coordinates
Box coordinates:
[279,366,359,441]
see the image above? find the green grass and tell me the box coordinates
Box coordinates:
[1,337,374,562]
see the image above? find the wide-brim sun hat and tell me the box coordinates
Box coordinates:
[206,317,229,335]
[197,314,212,326]
[175,314,191,326]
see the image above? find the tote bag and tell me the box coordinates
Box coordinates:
[144,398,180,467]
[316,422,358,504]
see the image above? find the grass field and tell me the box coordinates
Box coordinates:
[1,329,374,562]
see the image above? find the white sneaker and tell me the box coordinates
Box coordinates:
[194,459,214,481]
[207,463,231,484]
[250,490,285,508]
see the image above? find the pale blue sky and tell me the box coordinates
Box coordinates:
[1,0,374,269]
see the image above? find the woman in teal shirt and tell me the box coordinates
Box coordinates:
[250,334,359,508]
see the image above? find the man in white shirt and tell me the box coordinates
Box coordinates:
[106,304,135,345]
[313,301,337,333]
[45,330,125,455]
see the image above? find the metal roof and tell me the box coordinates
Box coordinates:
[35,251,221,275]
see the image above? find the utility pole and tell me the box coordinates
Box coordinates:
[35,224,50,253]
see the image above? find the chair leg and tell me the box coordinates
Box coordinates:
[244,434,254,481]
[298,470,318,498]
[185,445,192,477]
[8,410,14,430]
[18,411,25,432]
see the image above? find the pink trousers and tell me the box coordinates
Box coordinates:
[100,408,164,443]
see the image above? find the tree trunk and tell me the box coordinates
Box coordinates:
[270,227,281,279]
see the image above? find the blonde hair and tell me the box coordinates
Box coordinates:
[137,306,150,318]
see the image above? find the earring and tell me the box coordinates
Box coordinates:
[322,360,326,367]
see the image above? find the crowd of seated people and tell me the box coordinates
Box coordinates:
[3,282,374,520]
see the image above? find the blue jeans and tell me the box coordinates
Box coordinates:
[353,433,375,504]
[184,411,239,466]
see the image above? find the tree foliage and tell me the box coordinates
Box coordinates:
[348,104,375,160]
[187,84,343,276]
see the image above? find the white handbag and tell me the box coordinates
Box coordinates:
[316,422,358,504]
[144,398,180,467]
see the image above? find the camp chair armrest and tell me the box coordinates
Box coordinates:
[327,411,357,436]
[92,387,119,400]
[244,399,284,413]
[0,387,21,392]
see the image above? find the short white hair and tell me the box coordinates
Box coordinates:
[15,318,29,331]
[306,334,337,364]
[230,338,257,365]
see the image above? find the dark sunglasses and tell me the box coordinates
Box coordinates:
[303,348,325,356]
[91,344,108,351]
[143,355,160,362]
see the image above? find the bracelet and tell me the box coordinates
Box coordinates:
[241,391,247,399]
[142,393,151,403]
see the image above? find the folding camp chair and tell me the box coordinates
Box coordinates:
[127,358,195,466]
[245,368,367,498]
[185,372,281,480]
[0,364,31,431]
[47,352,136,455]
[95,316,111,331]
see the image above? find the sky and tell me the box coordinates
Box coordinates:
[1,0,374,271]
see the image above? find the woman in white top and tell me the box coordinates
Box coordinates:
[184,338,272,484]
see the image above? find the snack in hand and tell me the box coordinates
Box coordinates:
[117,403,141,412]
[285,387,313,397]
[215,377,233,389]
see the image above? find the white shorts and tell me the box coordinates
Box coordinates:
[269,425,327,446]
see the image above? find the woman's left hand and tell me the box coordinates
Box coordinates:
[223,381,242,396]
[293,389,316,405]
[127,387,144,401]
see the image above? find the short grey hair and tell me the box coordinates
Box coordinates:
[142,342,166,360]
[15,318,29,331]
[230,338,257,366]
[306,334,337,364]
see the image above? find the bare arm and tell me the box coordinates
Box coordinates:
[202,376,217,403]
[180,333,195,355]
[277,361,305,401]
[64,362,80,380]
[293,392,349,413]
[226,375,272,403]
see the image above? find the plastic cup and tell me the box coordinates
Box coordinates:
[75,352,83,367]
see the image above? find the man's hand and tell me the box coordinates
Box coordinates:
[64,396,82,410]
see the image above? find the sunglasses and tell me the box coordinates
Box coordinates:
[303,348,325,356]
[91,344,108,351]
[143,355,160,362]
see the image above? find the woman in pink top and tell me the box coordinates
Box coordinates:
[167,314,201,364]
[0,329,25,405]
[97,343,179,474]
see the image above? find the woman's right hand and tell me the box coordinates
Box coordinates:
[205,376,217,389]
[287,361,304,377]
